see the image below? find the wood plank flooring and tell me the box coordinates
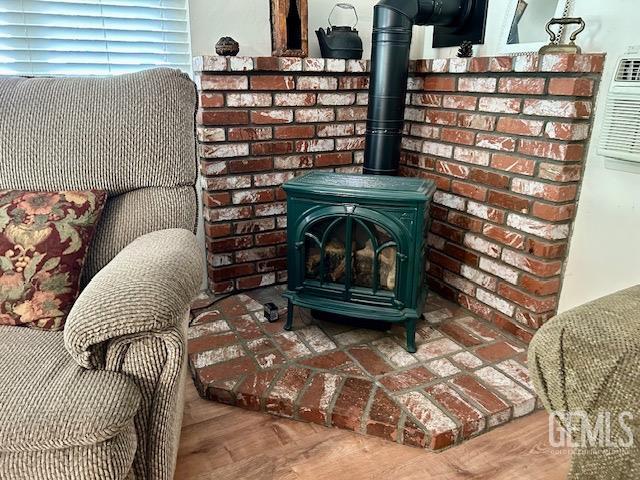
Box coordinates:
[176,381,571,480]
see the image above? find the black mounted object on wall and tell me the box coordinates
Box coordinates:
[364,0,484,176]
[433,0,488,48]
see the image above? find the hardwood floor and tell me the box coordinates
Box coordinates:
[176,381,571,480]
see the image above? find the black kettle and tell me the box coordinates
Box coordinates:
[316,3,363,60]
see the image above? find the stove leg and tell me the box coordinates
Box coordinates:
[406,318,417,353]
[284,299,294,331]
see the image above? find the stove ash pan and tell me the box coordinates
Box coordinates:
[282,172,436,353]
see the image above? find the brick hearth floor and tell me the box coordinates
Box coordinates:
[188,286,539,451]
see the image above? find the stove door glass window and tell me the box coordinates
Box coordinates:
[304,217,348,285]
[353,219,397,292]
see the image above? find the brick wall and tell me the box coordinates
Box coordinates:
[193,53,604,340]
[399,54,604,341]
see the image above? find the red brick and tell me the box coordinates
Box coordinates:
[424,76,457,92]
[496,118,544,137]
[366,389,401,442]
[274,125,315,139]
[457,113,496,131]
[469,57,490,72]
[436,160,470,179]
[256,257,287,273]
[458,293,493,320]
[524,238,567,259]
[199,93,225,107]
[478,97,521,114]
[235,370,279,411]
[458,77,497,93]
[426,384,484,438]
[443,243,480,266]
[253,57,280,70]
[297,76,338,90]
[234,246,277,263]
[482,224,524,249]
[448,211,483,232]
[210,279,234,295]
[203,192,231,208]
[336,106,368,121]
[439,322,482,347]
[523,99,592,119]
[497,77,545,95]
[338,76,369,90]
[265,368,311,417]
[426,110,458,126]
[429,250,462,273]
[199,75,248,90]
[468,168,510,189]
[451,374,510,420]
[442,128,476,145]
[228,127,272,141]
[413,93,442,107]
[204,205,252,222]
[532,202,575,221]
[548,78,594,96]
[490,154,535,176]
[298,373,341,425]
[431,221,465,243]
[545,122,590,141]
[227,157,273,173]
[228,314,263,340]
[234,218,275,234]
[520,274,561,296]
[295,108,335,123]
[251,109,293,125]
[451,181,487,201]
[255,230,287,246]
[497,283,557,313]
[491,312,534,343]
[489,56,514,72]
[251,141,293,156]
[231,189,274,204]
[502,250,563,277]
[476,133,516,152]
[519,139,584,162]
[315,152,353,167]
[348,346,394,376]
[487,190,530,213]
[475,341,521,362]
[198,110,249,126]
[209,236,253,256]
[538,163,582,182]
[204,222,232,238]
[236,273,276,289]
[331,378,373,431]
[250,75,295,90]
[511,178,577,202]
[379,367,435,391]
[188,332,238,355]
[442,95,478,110]
[197,356,255,384]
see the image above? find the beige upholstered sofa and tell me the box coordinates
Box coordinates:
[529,285,640,480]
[0,69,204,479]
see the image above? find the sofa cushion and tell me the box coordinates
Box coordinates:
[0,190,107,330]
[0,326,141,452]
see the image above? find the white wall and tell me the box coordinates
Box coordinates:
[422,0,640,311]
[188,0,425,60]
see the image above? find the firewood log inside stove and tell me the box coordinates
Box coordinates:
[354,240,397,291]
[305,241,352,283]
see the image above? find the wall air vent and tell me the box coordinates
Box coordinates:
[615,59,640,82]
[599,53,640,173]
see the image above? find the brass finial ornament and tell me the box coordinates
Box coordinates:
[539,17,585,55]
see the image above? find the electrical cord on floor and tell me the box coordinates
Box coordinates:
[188,285,283,327]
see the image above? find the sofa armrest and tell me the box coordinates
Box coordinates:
[64,228,204,368]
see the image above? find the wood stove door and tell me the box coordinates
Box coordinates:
[295,206,410,309]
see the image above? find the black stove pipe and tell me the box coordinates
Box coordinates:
[364,0,473,175]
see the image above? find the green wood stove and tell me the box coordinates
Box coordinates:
[282,172,436,353]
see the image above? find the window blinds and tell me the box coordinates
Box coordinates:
[0,0,191,76]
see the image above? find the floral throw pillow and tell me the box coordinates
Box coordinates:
[0,190,107,330]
